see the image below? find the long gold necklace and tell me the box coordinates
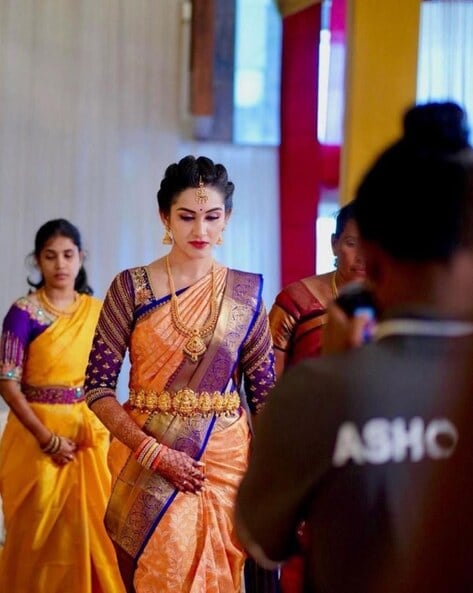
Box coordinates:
[37,287,81,317]
[331,270,339,298]
[166,256,219,362]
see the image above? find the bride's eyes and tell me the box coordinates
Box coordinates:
[178,214,221,222]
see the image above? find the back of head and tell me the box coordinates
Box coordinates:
[354,101,473,262]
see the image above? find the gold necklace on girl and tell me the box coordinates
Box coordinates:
[165,256,219,362]
[37,287,81,317]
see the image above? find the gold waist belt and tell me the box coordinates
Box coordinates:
[128,388,241,417]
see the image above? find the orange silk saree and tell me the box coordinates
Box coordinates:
[86,266,275,593]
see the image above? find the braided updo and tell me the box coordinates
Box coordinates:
[157,155,234,216]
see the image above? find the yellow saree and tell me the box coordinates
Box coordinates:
[85,265,275,593]
[0,294,125,593]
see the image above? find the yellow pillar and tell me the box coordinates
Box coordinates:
[340,0,422,203]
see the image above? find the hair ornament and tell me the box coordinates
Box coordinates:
[195,176,208,204]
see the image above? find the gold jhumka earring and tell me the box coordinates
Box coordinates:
[195,176,208,204]
[162,227,173,245]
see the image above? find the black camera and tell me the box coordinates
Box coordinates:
[335,282,377,318]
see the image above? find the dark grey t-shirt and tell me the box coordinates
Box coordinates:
[236,331,473,593]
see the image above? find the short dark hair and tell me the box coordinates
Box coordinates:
[157,155,235,216]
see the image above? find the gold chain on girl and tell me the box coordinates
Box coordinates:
[166,256,219,362]
[37,288,81,317]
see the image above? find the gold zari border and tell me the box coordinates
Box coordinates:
[128,388,241,417]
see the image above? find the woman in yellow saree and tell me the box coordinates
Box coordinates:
[0,219,125,593]
[84,156,276,593]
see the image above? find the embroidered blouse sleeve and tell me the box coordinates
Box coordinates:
[0,303,30,381]
[84,270,135,406]
[0,299,48,382]
[240,299,276,416]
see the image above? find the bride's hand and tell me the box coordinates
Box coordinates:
[156,447,206,494]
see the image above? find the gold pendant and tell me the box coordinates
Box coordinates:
[183,331,207,363]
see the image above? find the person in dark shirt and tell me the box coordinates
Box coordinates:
[235,101,473,593]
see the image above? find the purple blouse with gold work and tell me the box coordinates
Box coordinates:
[0,297,52,382]
[84,267,275,415]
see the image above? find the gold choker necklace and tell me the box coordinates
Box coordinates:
[37,288,80,317]
[166,256,219,362]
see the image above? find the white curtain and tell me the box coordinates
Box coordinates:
[0,0,184,307]
[0,0,280,316]
[417,1,473,122]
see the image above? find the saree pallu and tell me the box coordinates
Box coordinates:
[0,295,125,593]
[269,276,332,367]
[23,294,103,386]
[90,267,274,593]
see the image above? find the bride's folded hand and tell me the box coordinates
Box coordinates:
[156,447,206,494]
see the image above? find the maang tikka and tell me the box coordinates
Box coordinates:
[195,176,208,204]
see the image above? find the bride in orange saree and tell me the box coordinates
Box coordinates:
[84,156,276,593]
[0,219,125,593]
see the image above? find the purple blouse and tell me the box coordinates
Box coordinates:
[85,268,275,415]
[0,297,52,382]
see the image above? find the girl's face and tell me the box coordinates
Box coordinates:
[36,235,83,291]
[332,219,367,283]
[162,186,229,260]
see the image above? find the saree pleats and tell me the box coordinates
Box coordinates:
[133,414,250,593]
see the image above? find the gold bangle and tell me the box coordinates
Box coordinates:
[41,433,61,455]
[40,433,56,453]
[50,435,61,455]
